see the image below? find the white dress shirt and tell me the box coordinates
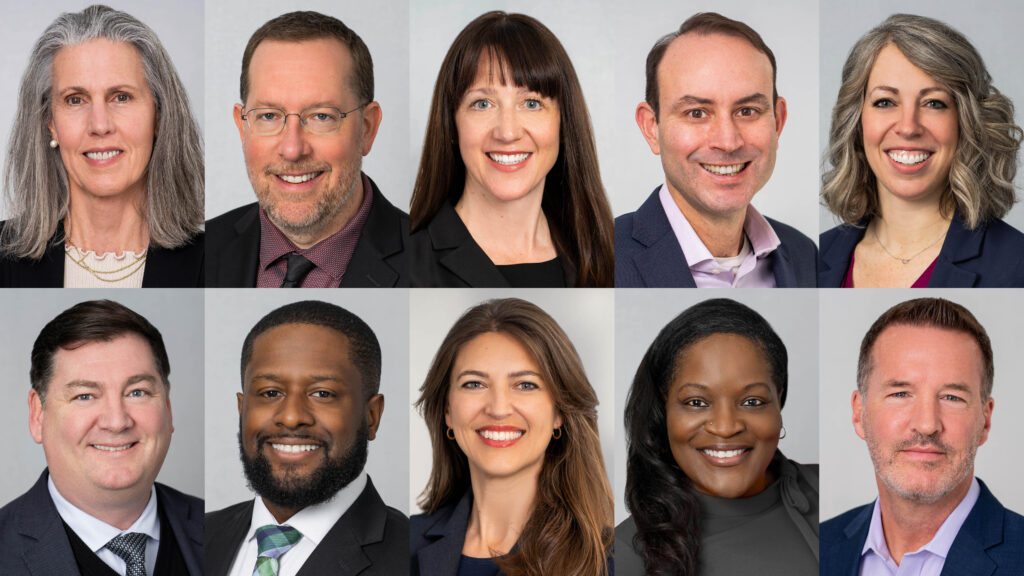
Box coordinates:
[227,472,368,576]
[48,477,160,576]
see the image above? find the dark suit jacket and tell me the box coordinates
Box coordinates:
[205,177,409,287]
[205,478,409,576]
[819,213,1024,287]
[614,188,818,287]
[820,479,1024,576]
[0,469,204,576]
[408,201,576,287]
[0,222,204,287]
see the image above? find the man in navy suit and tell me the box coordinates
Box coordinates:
[821,298,1024,575]
[615,12,816,288]
[0,300,203,576]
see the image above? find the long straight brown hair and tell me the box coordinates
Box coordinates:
[415,298,613,575]
[410,12,614,287]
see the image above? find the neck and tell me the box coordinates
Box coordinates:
[876,474,973,564]
[455,186,554,264]
[67,191,148,255]
[54,480,150,531]
[873,192,951,251]
[465,469,540,557]
[667,185,746,257]
[280,180,364,250]
[263,498,303,525]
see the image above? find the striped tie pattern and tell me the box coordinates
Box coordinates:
[253,524,303,576]
[106,532,148,576]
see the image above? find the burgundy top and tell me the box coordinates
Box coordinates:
[256,173,374,288]
[841,252,937,288]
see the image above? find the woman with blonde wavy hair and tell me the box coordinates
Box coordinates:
[819,14,1024,287]
[411,298,613,576]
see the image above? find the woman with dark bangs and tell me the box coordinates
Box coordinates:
[409,12,614,287]
[410,298,613,575]
[616,298,818,576]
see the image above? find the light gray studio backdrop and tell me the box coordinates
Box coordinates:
[0,0,205,220]
[410,0,820,243]
[819,290,1024,521]
[204,0,411,220]
[819,1,1024,233]
[204,289,410,514]
[0,289,205,504]
[614,289,820,525]
[408,289,615,514]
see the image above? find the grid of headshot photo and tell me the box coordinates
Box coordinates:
[2,1,1024,575]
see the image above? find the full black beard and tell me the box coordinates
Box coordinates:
[238,424,369,510]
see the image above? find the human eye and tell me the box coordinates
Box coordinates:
[258,389,282,399]
[523,99,542,110]
[310,389,336,399]
[460,380,484,389]
[923,99,948,109]
[871,98,895,108]
[127,388,151,398]
[470,99,492,111]
[941,393,965,403]
[112,92,132,104]
[252,109,283,122]
[685,109,707,120]
[65,94,85,106]
[306,109,340,124]
[515,380,540,391]
[683,398,709,408]
[888,391,909,398]
[740,397,767,407]
[736,107,760,118]
[73,393,94,401]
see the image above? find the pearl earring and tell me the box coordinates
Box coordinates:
[49,139,58,149]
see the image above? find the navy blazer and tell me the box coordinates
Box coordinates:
[205,176,409,287]
[205,477,409,576]
[820,479,1024,575]
[614,187,818,287]
[819,213,1024,287]
[0,469,204,576]
[0,222,204,287]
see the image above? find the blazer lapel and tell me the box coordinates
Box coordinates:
[429,203,509,287]
[818,224,863,288]
[341,180,405,288]
[417,493,472,576]
[837,503,872,576]
[211,204,260,287]
[297,478,394,576]
[16,471,81,576]
[205,501,253,576]
[929,215,982,287]
[940,480,1001,576]
[143,234,204,288]
[771,243,798,287]
[629,189,696,287]
[156,485,204,576]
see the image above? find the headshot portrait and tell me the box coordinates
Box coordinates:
[204,290,409,576]
[408,289,614,574]
[818,2,1024,287]
[0,289,204,576]
[614,290,819,575]
[819,291,1024,574]
[204,2,410,288]
[611,1,819,288]
[0,2,204,288]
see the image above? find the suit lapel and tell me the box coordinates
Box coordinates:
[213,205,260,286]
[417,493,472,576]
[630,189,696,287]
[342,180,405,288]
[819,224,863,287]
[837,503,872,576]
[297,478,392,576]
[770,243,797,287]
[142,234,204,287]
[929,215,982,288]
[429,203,509,287]
[940,480,1001,576]
[156,484,204,576]
[16,471,81,576]
[205,500,253,576]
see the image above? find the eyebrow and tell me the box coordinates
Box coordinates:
[249,373,343,383]
[56,84,141,96]
[62,373,158,391]
[455,369,543,379]
[868,85,950,97]
[669,93,770,112]
[674,381,772,393]
[882,380,973,392]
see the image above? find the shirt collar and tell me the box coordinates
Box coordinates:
[243,472,368,549]
[48,475,160,553]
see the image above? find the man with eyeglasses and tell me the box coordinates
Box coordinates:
[206,11,409,288]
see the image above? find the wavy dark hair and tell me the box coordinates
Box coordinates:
[416,298,613,576]
[624,298,787,575]
[409,11,614,287]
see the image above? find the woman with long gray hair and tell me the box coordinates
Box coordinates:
[819,14,1024,288]
[0,4,204,287]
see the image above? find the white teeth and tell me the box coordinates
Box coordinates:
[701,163,746,175]
[278,172,320,184]
[479,429,524,442]
[85,150,122,160]
[702,448,747,459]
[271,443,320,453]
[93,444,132,452]
[888,150,931,165]
[488,153,530,166]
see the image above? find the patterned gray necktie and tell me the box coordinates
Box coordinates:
[106,532,148,576]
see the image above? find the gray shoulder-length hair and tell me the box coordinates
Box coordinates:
[822,13,1021,230]
[2,4,203,260]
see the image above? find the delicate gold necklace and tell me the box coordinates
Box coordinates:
[64,233,148,283]
[872,225,947,265]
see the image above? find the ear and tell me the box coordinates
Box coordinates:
[444,401,451,429]
[365,393,384,440]
[236,391,244,416]
[979,396,994,447]
[29,389,45,445]
[165,387,174,434]
[851,389,866,440]
[635,102,661,155]
[773,97,788,138]
[554,411,563,431]
[233,103,246,144]
[360,101,383,156]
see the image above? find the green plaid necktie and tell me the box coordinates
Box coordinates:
[253,524,303,576]
[106,532,148,576]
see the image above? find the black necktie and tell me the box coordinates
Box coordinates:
[106,532,148,576]
[280,253,316,287]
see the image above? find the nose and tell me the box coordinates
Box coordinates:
[275,393,315,429]
[910,396,942,437]
[484,386,513,419]
[277,115,312,162]
[88,102,115,136]
[493,107,523,143]
[708,115,744,152]
[98,395,133,432]
[895,106,924,138]
[704,403,744,438]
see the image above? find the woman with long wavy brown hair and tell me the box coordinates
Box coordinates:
[411,298,613,575]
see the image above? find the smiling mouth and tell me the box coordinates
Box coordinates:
[85,150,123,161]
[700,448,750,459]
[270,443,321,453]
[701,162,749,176]
[91,442,136,452]
[479,429,524,441]
[488,153,530,166]
[276,172,323,184]
[887,150,932,165]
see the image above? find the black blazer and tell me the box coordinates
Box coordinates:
[819,212,1024,287]
[408,201,576,287]
[205,177,409,287]
[0,222,204,287]
[820,479,1024,575]
[0,469,204,576]
[614,188,818,287]
[205,477,409,576]
[409,491,473,576]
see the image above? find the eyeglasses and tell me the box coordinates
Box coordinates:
[240,103,367,136]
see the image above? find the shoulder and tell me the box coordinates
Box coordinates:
[613,517,646,576]
[410,504,456,544]
[820,502,871,542]
[974,218,1024,267]
[765,216,817,256]
[204,499,254,529]
[155,483,203,514]
[205,203,259,242]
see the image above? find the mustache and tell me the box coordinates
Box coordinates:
[263,162,330,176]
[894,432,950,453]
